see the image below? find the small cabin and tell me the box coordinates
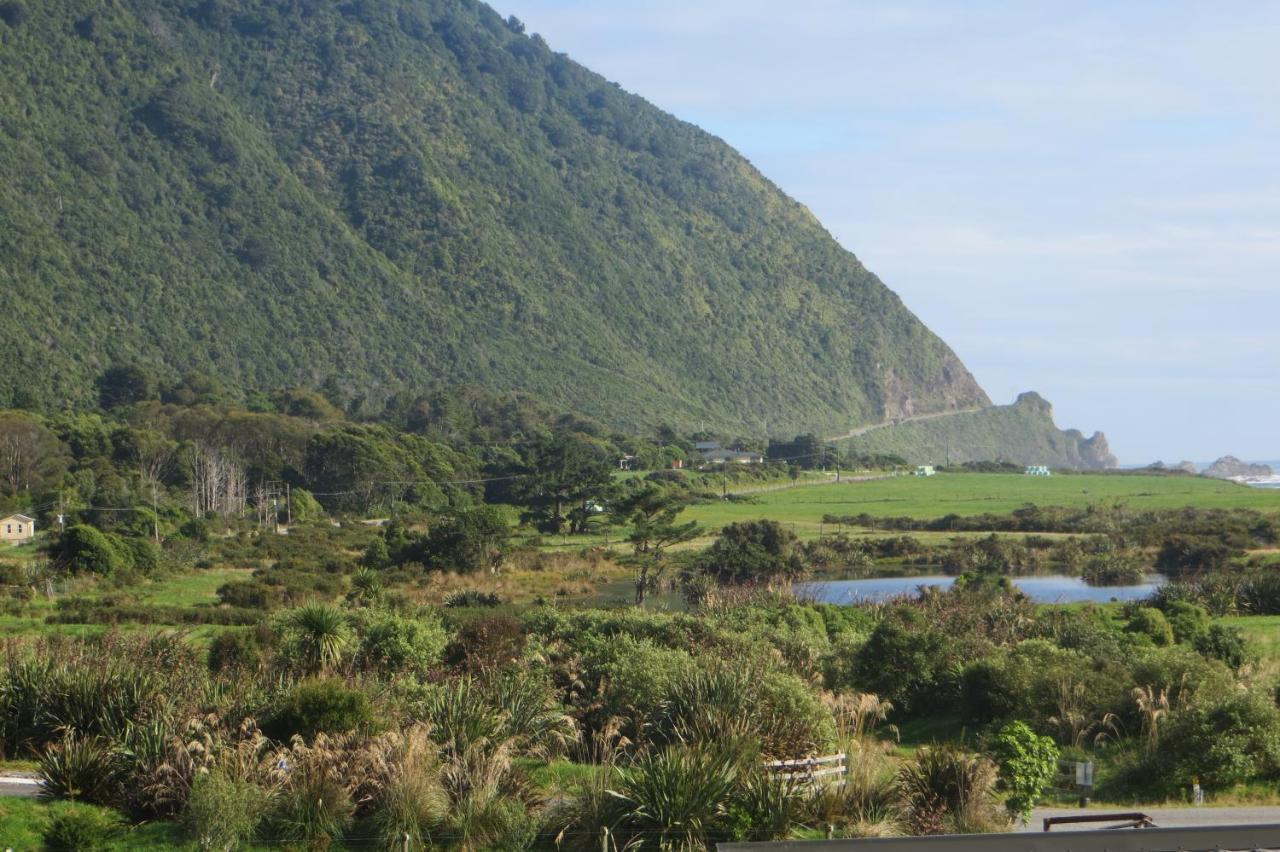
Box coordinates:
[913,465,936,477]
[1024,465,1051,477]
[0,514,35,545]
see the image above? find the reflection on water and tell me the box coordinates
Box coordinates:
[798,574,1164,605]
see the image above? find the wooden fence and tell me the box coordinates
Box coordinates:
[763,752,847,787]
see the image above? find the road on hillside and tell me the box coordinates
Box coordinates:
[826,407,984,443]
[1020,805,1280,832]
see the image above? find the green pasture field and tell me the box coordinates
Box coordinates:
[680,473,1280,538]
[1221,614,1280,662]
[0,567,253,640]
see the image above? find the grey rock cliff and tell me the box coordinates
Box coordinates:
[1203,456,1274,479]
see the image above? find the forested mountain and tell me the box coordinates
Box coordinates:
[0,0,990,435]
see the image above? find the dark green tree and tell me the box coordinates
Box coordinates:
[691,519,803,587]
[612,485,701,604]
[50,525,126,575]
[512,433,614,534]
[94,365,156,409]
[400,506,511,574]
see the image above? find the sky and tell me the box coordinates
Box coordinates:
[494,0,1280,464]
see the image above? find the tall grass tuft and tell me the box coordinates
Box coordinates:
[38,732,121,805]
[896,744,1003,835]
[606,743,742,851]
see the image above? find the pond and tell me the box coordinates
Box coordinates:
[797,574,1164,605]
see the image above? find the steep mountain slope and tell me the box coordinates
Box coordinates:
[0,0,988,434]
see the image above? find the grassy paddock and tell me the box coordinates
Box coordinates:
[680,473,1280,538]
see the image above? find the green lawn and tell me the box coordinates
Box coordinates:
[1221,614,1280,661]
[0,799,191,851]
[681,473,1280,538]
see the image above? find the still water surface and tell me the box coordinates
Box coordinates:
[798,574,1163,605]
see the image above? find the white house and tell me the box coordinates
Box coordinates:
[913,465,936,477]
[0,514,35,545]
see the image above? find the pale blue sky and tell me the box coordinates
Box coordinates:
[496,1,1280,463]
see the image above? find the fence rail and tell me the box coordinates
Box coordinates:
[764,752,847,787]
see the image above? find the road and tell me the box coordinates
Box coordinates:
[826,407,984,443]
[0,774,41,798]
[1022,805,1280,832]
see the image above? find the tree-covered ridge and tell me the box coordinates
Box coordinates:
[0,0,987,435]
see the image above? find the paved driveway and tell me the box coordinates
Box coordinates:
[1022,805,1280,832]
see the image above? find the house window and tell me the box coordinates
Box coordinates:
[16,525,22,534]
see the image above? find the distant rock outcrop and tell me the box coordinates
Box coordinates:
[1203,456,1274,479]
[1077,431,1118,471]
[838,390,1117,470]
[1147,460,1199,475]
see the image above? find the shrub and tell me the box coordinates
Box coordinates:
[1081,552,1145,586]
[854,607,947,713]
[264,678,376,741]
[444,614,525,673]
[207,630,262,674]
[397,506,511,573]
[51,526,126,575]
[1156,535,1238,578]
[183,769,264,852]
[1194,623,1251,669]
[289,488,325,523]
[0,2,26,28]
[361,536,391,570]
[120,536,161,575]
[42,804,126,852]
[1164,600,1211,644]
[582,636,697,738]
[988,721,1059,822]
[1157,692,1280,788]
[692,520,803,586]
[1125,607,1174,647]
[176,517,211,542]
[217,579,285,609]
[353,609,447,677]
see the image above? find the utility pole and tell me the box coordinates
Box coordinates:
[286,483,292,527]
[57,492,65,532]
[151,482,160,543]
